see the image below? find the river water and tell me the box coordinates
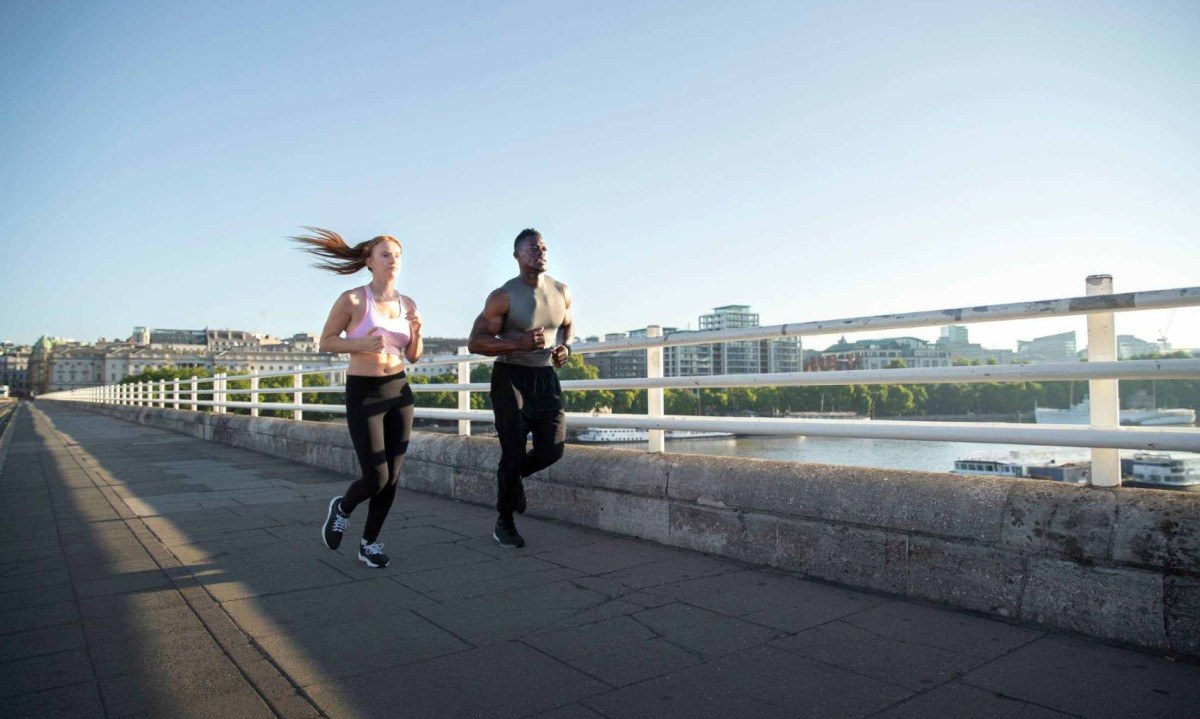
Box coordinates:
[577,435,1095,474]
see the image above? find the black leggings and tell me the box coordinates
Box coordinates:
[491,362,566,517]
[340,371,414,544]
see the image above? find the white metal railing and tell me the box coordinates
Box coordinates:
[39,277,1200,487]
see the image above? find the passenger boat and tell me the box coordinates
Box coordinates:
[574,428,734,443]
[952,452,1090,484]
[953,451,1200,491]
[1034,399,1195,426]
[1120,453,1200,490]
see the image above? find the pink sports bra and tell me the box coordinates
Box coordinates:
[346,285,411,357]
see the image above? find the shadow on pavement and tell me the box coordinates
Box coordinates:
[3,402,1199,719]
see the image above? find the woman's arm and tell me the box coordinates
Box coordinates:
[404,295,423,364]
[319,291,383,354]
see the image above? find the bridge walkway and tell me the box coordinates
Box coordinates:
[2,402,1197,718]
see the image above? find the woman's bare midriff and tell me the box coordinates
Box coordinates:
[347,354,406,377]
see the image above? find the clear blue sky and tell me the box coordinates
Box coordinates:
[2,1,1198,354]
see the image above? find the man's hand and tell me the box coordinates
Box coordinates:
[520,328,546,352]
[551,344,569,368]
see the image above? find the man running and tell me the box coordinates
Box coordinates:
[468,228,573,548]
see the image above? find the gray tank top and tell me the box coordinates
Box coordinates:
[497,274,569,367]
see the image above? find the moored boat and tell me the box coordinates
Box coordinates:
[1120,452,1200,490]
[1034,399,1195,426]
[952,452,1090,484]
[574,428,734,443]
[952,450,1200,491]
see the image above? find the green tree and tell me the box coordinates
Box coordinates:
[254,371,337,418]
[877,384,915,416]
[753,387,781,416]
[665,388,699,415]
[727,387,757,414]
[558,354,614,412]
[469,364,493,409]
[611,389,647,414]
[122,366,216,411]
[411,373,457,409]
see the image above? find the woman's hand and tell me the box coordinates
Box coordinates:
[358,332,386,354]
[406,304,423,337]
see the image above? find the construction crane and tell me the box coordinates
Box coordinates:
[1157,310,1176,351]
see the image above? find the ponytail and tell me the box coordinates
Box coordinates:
[290,227,401,275]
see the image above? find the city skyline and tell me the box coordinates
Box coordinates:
[3,308,1176,359]
[2,3,1198,352]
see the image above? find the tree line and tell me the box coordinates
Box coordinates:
[118,351,1199,421]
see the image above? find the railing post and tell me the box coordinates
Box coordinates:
[190,376,198,411]
[172,377,180,409]
[293,366,303,421]
[215,373,225,414]
[250,375,259,417]
[457,346,471,437]
[646,325,665,453]
[1087,274,1121,487]
[158,379,166,408]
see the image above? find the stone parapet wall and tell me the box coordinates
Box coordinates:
[61,401,1200,657]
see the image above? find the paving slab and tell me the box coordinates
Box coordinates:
[583,644,913,719]
[962,635,1200,719]
[3,401,1198,719]
[306,641,608,719]
[872,681,1078,719]
[4,681,107,719]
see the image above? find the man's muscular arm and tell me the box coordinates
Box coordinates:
[467,288,545,356]
[551,283,574,368]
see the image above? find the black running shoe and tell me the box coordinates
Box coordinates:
[358,541,390,568]
[322,496,348,550]
[493,516,525,549]
[516,482,527,514]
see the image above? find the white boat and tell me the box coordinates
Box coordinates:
[667,430,735,440]
[575,428,734,443]
[575,428,647,443]
[952,451,1090,484]
[1121,452,1200,490]
[953,450,1200,491]
[1034,399,1195,427]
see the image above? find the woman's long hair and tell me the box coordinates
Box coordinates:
[290,227,401,275]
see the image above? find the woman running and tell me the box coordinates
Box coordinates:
[293,228,423,568]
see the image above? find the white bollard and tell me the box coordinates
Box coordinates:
[647,325,665,453]
[457,346,471,437]
[1087,275,1121,487]
[293,366,303,421]
[250,375,259,417]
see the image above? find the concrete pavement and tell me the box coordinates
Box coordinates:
[2,401,1198,718]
